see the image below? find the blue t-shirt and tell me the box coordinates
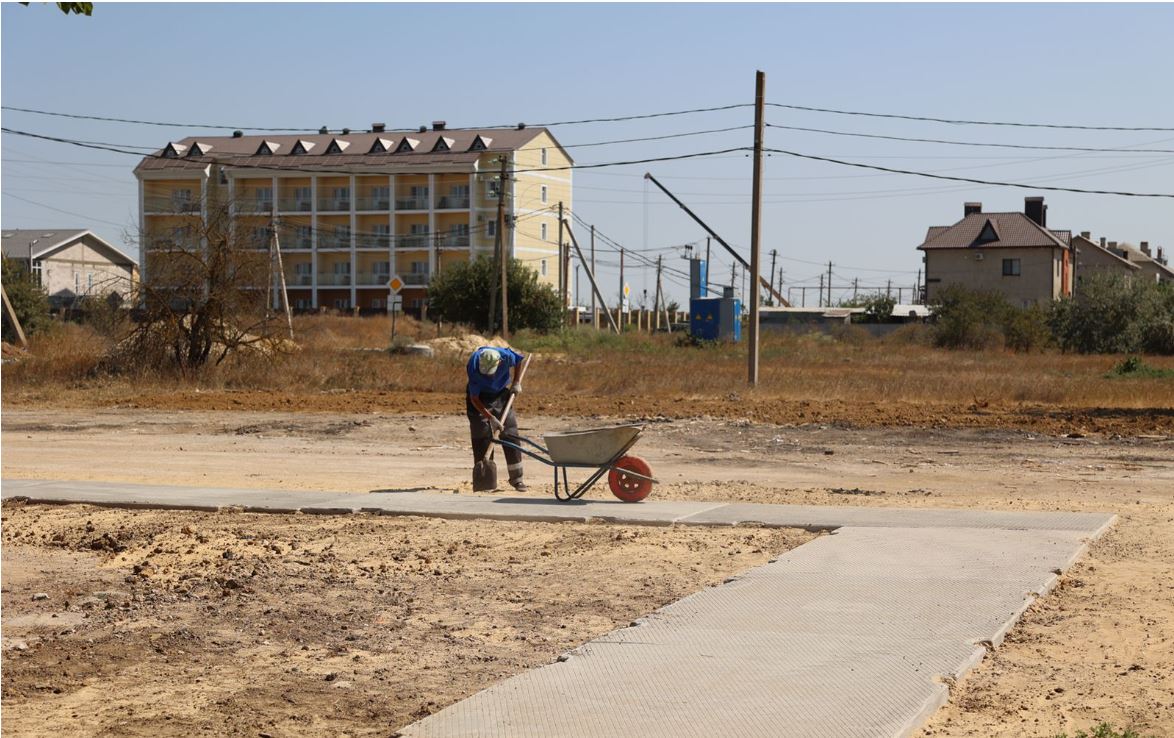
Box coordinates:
[466,346,525,396]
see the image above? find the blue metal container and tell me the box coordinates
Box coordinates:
[690,297,741,341]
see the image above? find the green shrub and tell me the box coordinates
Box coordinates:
[1054,722,1153,738]
[1050,274,1174,354]
[930,285,1049,351]
[2,256,53,343]
[427,256,563,334]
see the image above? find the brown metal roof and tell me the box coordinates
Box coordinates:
[917,212,1071,251]
[134,127,562,176]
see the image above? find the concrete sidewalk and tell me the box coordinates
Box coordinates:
[0,479,1115,738]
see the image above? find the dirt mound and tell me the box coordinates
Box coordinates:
[425,334,511,356]
[2,341,29,362]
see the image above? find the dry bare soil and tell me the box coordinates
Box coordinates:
[2,407,1172,737]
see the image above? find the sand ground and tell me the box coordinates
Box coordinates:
[2,407,1172,737]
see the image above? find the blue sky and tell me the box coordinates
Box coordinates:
[3,2,1172,306]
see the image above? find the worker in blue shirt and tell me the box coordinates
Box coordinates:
[466,346,527,491]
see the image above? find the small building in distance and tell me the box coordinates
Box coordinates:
[917,197,1074,307]
[1070,232,1141,287]
[1,228,138,308]
[1105,239,1173,284]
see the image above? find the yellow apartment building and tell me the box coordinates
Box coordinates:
[134,122,572,315]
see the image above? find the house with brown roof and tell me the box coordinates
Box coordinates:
[917,197,1074,307]
[134,122,572,316]
[1,228,138,308]
[1105,239,1173,284]
[1070,232,1141,287]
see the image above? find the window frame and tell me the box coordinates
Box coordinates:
[1002,258,1021,277]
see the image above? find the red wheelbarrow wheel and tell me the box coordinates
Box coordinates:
[608,455,653,502]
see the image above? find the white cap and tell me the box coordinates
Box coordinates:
[477,349,501,375]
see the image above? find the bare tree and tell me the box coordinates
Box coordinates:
[125,164,287,373]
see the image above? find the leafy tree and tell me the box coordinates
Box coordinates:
[428,256,563,334]
[861,293,897,324]
[1050,273,1174,354]
[19,2,93,15]
[930,285,1050,352]
[2,256,52,343]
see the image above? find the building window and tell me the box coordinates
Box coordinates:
[487,221,496,238]
[31,260,42,287]
[334,298,350,310]
[541,148,548,166]
[486,180,500,200]
[1002,258,1021,276]
[541,185,548,204]
[372,297,384,309]
[541,223,548,242]
[295,187,312,210]
[541,259,548,276]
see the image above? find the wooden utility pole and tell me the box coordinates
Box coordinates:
[1,283,28,348]
[619,246,625,315]
[826,261,833,308]
[590,225,598,329]
[562,220,619,333]
[818,273,824,307]
[495,157,509,338]
[768,249,778,307]
[271,222,294,340]
[654,256,662,331]
[748,69,765,385]
[558,201,567,326]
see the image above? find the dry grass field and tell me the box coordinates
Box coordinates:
[3,314,1172,436]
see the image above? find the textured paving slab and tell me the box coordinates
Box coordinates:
[1,479,1113,737]
[1,480,1113,536]
[398,525,1109,738]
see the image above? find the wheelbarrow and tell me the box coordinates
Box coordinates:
[492,424,657,502]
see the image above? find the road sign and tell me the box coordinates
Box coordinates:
[388,275,405,294]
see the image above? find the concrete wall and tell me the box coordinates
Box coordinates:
[40,235,136,306]
[1072,237,1138,288]
[924,247,1063,307]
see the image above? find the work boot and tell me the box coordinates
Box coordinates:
[509,478,529,492]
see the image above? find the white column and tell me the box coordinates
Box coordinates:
[388,174,396,284]
[468,172,476,262]
[137,177,146,292]
[427,173,437,277]
[310,176,318,308]
[349,173,357,310]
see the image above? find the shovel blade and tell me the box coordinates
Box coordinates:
[473,458,498,492]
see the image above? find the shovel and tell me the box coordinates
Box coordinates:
[473,354,531,492]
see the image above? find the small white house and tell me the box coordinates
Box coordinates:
[2,229,138,308]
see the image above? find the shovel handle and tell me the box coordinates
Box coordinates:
[498,354,531,428]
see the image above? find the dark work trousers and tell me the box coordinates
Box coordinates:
[467,389,523,483]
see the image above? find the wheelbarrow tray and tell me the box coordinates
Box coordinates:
[542,424,644,466]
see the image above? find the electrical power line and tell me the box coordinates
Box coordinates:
[767,102,1174,132]
[1,191,133,228]
[0,126,747,178]
[765,123,1174,154]
[762,147,1174,198]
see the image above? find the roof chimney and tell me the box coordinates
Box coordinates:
[1024,196,1046,227]
[1080,231,1091,239]
[432,120,446,131]
[1140,241,1151,256]
[964,202,982,217]
[418,126,428,134]
[232,130,243,138]
[341,128,351,135]
[517,122,526,130]
[371,122,386,133]
[1100,237,1107,248]
[319,126,329,135]
[1157,246,1166,264]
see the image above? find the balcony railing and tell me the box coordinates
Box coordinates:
[438,235,470,249]
[436,195,470,210]
[356,272,392,286]
[401,272,430,286]
[318,198,351,212]
[357,236,391,250]
[278,198,314,212]
[395,197,428,210]
[283,237,313,250]
[144,197,201,214]
[238,200,274,215]
[356,196,391,211]
[397,235,430,250]
[289,273,313,287]
[318,273,352,286]
[319,238,351,250]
